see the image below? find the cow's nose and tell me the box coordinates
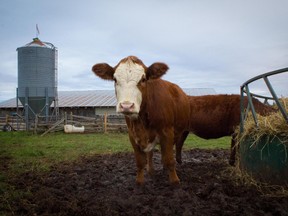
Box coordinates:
[120,102,135,113]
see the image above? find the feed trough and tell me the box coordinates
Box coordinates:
[240,135,288,185]
[238,68,288,185]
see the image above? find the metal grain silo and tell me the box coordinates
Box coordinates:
[17,38,58,128]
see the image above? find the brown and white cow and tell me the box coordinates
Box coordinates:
[175,94,275,166]
[92,56,190,184]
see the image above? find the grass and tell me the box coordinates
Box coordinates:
[0,131,230,174]
[184,134,230,149]
[0,131,132,173]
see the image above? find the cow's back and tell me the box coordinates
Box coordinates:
[252,97,275,115]
[144,79,190,133]
[189,95,239,138]
[189,94,275,139]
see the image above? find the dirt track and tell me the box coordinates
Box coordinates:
[7,149,288,215]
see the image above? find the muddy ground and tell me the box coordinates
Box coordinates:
[5,149,288,216]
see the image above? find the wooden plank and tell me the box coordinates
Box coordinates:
[41,118,64,136]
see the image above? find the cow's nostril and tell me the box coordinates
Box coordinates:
[120,102,135,113]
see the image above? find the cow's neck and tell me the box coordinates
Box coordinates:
[125,110,148,128]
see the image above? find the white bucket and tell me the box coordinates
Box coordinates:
[64,124,85,133]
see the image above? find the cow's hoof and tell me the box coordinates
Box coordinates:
[136,180,144,186]
[136,176,145,185]
[229,159,235,166]
[176,158,182,164]
[147,169,155,176]
[169,174,180,185]
[136,170,145,185]
[170,179,180,185]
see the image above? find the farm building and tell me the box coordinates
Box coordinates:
[0,88,216,117]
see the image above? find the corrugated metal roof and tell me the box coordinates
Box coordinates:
[0,88,216,108]
[0,98,21,108]
[58,90,116,107]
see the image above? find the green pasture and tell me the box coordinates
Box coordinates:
[0,131,230,174]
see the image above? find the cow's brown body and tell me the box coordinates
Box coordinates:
[92,56,190,184]
[176,94,275,165]
[125,79,190,184]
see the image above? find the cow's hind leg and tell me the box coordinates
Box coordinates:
[175,131,189,164]
[229,134,237,166]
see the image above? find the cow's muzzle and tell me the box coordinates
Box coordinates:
[119,101,136,114]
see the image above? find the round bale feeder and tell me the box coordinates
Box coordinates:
[239,68,288,186]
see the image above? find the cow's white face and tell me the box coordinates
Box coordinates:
[113,60,145,116]
[92,56,169,117]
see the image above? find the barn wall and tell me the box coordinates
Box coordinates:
[95,107,116,115]
[59,107,95,117]
[59,107,116,116]
[0,108,19,116]
[0,106,117,118]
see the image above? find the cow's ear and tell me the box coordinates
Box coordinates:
[92,63,115,80]
[146,63,169,80]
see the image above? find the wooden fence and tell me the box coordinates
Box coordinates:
[1,112,128,135]
[0,114,26,131]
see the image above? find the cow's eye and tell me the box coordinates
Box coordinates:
[141,76,146,83]
[138,76,146,87]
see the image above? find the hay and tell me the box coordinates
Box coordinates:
[224,165,288,197]
[236,97,288,147]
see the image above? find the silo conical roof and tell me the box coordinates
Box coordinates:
[25,37,47,47]
[21,37,55,49]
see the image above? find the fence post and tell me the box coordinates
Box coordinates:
[34,115,38,134]
[64,112,67,125]
[104,112,107,133]
[5,114,9,124]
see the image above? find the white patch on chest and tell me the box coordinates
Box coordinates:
[143,136,160,153]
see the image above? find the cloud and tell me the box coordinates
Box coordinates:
[0,0,288,102]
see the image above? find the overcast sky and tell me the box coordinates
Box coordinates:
[0,0,287,102]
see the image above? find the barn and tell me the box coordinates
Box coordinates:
[0,88,216,132]
[0,88,216,118]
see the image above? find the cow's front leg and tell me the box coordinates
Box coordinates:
[160,127,180,184]
[131,141,147,185]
